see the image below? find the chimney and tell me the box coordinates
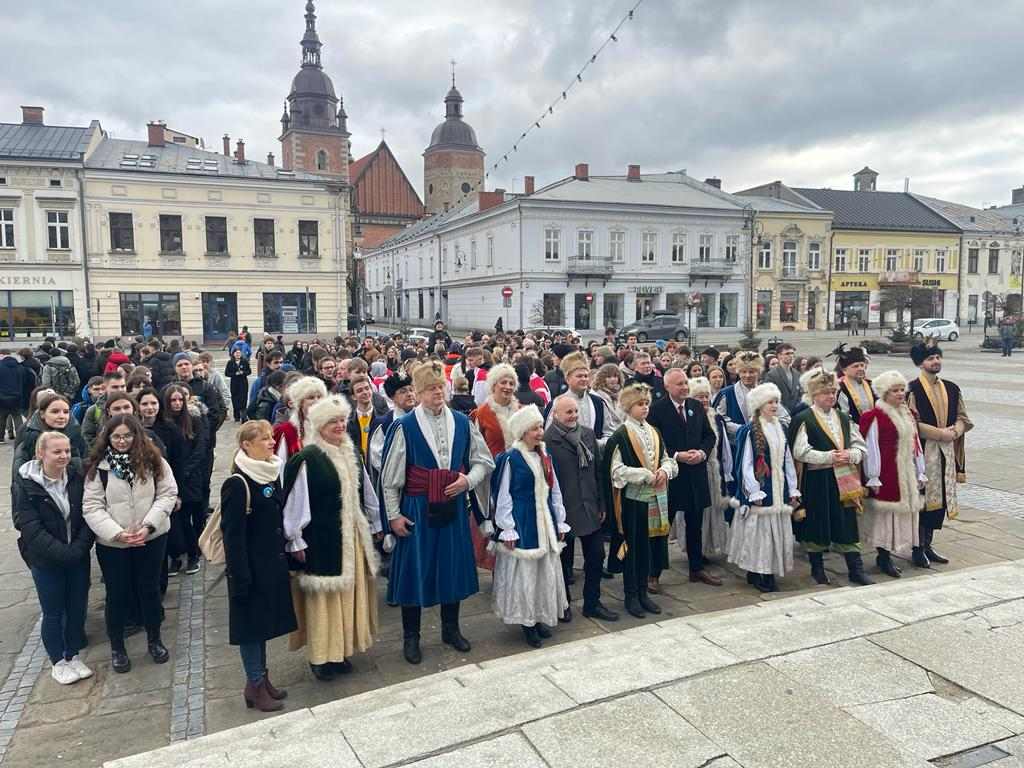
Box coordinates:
[524,175,535,195]
[146,121,166,147]
[478,189,506,212]
[627,164,641,182]
[267,153,275,167]
[574,163,589,181]
[20,106,44,125]
[234,139,245,164]
[223,134,230,157]
[1012,185,1024,205]
[704,177,722,189]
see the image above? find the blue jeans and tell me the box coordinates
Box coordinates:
[30,560,90,664]
[1002,336,1014,356]
[238,642,266,684]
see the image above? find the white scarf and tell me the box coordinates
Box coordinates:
[233,450,283,484]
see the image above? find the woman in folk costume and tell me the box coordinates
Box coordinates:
[727,383,801,593]
[282,395,380,681]
[860,370,928,576]
[686,377,736,557]
[601,383,677,619]
[273,376,327,462]
[789,368,872,587]
[491,406,570,648]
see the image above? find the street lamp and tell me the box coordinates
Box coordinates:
[743,206,765,331]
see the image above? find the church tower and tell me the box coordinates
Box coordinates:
[279,1,350,181]
[423,72,485,214]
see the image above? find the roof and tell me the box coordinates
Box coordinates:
[911,194,1017,233]
[85,137,327,183]
[0,120,100,161]
[350,141,424,219]
[529,172,749,211]
[372,196,486,249]
[792,188,960,233]
[734,194,828,215]
[992,202,1024,223]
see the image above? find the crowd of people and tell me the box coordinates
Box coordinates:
[8,321,973,715]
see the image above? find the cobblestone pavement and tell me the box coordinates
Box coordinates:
[0,342,1021,767]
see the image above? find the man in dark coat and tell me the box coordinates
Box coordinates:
[764,343,802,413]
[647,368,719,586]
[0,350,33,442]
[545,395,618,622]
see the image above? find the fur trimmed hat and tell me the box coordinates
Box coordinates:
[872,370,907,397]
[486,363,517,393]
[559,351,589,378]
[508,404,544,442]
[734,350,764,372]
[411,360,446,393]
[747,382,782,415]
[286,375,327,407]
[688,376,712,398]
[619,382,652,414]
[836,343,869,369]
[306,394,351,436]
[910,341,942,366]
[801,367,837,398]
[383,370,413,398]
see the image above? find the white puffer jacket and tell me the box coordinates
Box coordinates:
[82,457,178,547]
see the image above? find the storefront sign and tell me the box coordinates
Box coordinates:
[831,275,879,291]
[0,275,58,286]
[630,285,663,294]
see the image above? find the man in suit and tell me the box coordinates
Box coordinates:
[648,368,720,587]
[765,343,802,413]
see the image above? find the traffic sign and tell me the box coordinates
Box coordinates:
[501,286,513,298]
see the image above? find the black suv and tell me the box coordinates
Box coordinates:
[617,312,689,343]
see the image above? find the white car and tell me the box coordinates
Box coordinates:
[912,318,959,341]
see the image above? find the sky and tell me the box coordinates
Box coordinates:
[6,0,1024,209]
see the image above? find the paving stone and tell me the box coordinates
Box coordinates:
[958,697,1024,735]
[524,692,723,767]
[767,638,934,706]
[944,563,1024,600]
[847,693,1013,760]
[856,582,1000,623]
[974,598,1024,629]
[405,733,546,768]
[311,672,466,721]
[657,662,930,768]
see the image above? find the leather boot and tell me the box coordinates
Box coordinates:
[808,552,830,585]
[263,671,287,700]
[441,625,471,652]
[624,595,645,618]
[521,625,542,648]
[921,526,949,563]
[244,679,284,712]
[844,552,875,586]
[911,546,931,569]
[875,548,901,578]
[637,589,661,615]
[402,635,422,665]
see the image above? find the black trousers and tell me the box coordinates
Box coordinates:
[96,534,168,651]
[620,506,650,599]
[680,506,705,574]
[401,602,460,639]
[170,501,206,560]
[560,530,606,611]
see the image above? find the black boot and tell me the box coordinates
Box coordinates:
[637,589,661,615]
[844,552,874,586]
[753,573,773,593]
[401,606,423,664]
[808,552,830,585]
[624,594,646,618]
[923,529,948,564]
[911,546,931,569]
[147,632,169,664]
[535,623,553,639]
[402,636,422,665]
[521,625,542,648]
[440,602,471,653]
[876,548,901,578]
[766,574,780,592]
[310,662,334,681]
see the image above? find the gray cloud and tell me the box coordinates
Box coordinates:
[4,0,1023,208]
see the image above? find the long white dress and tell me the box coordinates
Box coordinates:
[699,412,733,558]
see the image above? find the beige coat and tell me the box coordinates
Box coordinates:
[82,457,178,546]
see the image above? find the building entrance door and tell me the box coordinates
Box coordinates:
[201,293,237,342]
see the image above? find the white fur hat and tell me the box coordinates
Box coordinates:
[688,376,712,398]
[486,363,517,393]
[508,404,544,441]
[306,394,351,436]
[872,370,907,397]
[747,382,782,415]
[286,375,327,407]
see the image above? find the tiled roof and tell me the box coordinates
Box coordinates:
[350,141,423,219]
[85,137,327,183]
[792,188,960,233]
[0,121,99,161]
[911,194,1016,233]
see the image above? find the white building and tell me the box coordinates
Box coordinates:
[364,165,752,333]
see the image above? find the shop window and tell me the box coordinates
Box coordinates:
[263,292,316,333]
[119,292,181,337]
[697,293,716,327]
[719,293,738,327]
[756,290,772,329]
[603,293,623,329]
[780,290,800,323]
[542,293,564,326]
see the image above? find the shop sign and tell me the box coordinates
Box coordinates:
[0,275,58,286]
[630,285,663,294]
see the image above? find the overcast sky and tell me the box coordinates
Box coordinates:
[6,0,1024,208]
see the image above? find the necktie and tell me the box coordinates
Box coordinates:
[678,403,686,424]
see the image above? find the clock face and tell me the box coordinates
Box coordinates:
[461,182,471,194]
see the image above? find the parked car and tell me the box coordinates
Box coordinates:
[618,312,689,343]
[912,318,959,341]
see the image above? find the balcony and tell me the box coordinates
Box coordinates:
[566,255,613,279]
[688,258,738,286]
[779,265,808,282]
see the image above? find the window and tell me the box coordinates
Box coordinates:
[726,234,739,262]
[834,247,847,272]
[5,290,75,338]
[0,209,12,248]
[968,294,979,323]
[758,241,772,270]
[418,291,424,319]
[756,290,772,329]
[885,248,898,272]
[544,228,560,261]
[967,248,979,273]
[719,293,738,327]
[49,179,61,188]
[263,292,316,333]
[699,234,713,263]
[610,230,625,263]
[119,292,181,336]
[316,150,328,171]
[671,233,687,264]
[574,293,594,330]
[487,235,494,267]
[807,242,821,270]
[936,248,947,272]
[542,293,564,326]
[254,218,275,257]
[989,247,1000,275]
[857,248,871,272]
[641,232,657,264]
[109,212,134,252]
[576,230,593,261]
[780,290,800,323]
[603,293,623,328]
[913,248,927,272]
[205,216,228,254]
[782,240,797,276]
[159,214,183,253]
[46,211,70,250]
[470,239,478,269]
[298,220,319,257]
[697,293,716,327]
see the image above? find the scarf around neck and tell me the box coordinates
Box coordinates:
[106,448,135,486]
[553,420,593,468]
[233,450,283,485]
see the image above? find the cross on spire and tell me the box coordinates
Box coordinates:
[450,59,457,87]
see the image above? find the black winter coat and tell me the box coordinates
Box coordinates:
[148,352,176,391]
[13,412,88,474]
[220,469,297,645]
[12,461,94,568]
[171,412,209,505]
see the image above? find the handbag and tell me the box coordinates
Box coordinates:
[198,475,251,564]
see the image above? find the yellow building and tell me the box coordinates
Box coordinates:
[83,123,348,342]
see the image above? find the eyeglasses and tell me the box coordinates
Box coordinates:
[110,433,134,443]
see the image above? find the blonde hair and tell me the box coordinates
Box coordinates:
[35,430,70,459]
[237,420,273,448]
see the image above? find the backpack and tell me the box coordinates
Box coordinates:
[45,362,78,399]
[198,474,250,564]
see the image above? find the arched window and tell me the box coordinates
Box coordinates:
[316,150,328,171]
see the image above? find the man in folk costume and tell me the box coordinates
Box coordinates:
[860,370,928,576]
[366,371,416,483]
[727,383,801,593]
[282,396,381,681]
[788,368,872,587]
[905,342,973,566]
[545,395,619,623]
[714,350,763,446]
[647,369,720,589]
[602,383,678,618]
[832,344,875,424]
[685,377,736,559]
[491,406,570,648]
[379,361,495,665]
[544,351,614,447]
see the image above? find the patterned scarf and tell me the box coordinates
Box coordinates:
[106,448,135,487]
[553,420,593,468]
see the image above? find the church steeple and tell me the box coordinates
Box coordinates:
[301,0,323,69]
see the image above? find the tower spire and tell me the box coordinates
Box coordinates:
[450,59,457,88]
[301,0,322,69]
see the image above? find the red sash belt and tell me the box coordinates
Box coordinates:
[406,465,462,527]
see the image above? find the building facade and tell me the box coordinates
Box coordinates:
[364,166,751,334]
[422,79,485,215]
[0,106,104,339]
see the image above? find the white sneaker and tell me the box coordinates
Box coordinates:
[67,656,93,680]
[50,659,80,685]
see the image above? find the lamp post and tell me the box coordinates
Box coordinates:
[743,206,765,332]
